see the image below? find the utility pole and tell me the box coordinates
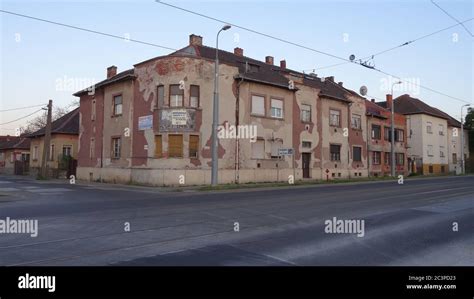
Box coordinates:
[40,100,52,178]
[390,81,402,177]
[461,104,470,174]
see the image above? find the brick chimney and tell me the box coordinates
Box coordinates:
[386,94,393,110]
[327,76,335,82]
[189,34,203,46]
[280,60,286,69]
[338,81,343,86]
[107,66,117,79]
[265,56,274,65]
[234,47,243,56]
[371,99,375,103]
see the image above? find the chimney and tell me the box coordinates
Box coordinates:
[280,60,286,69]
[234,47,243,56]
[327,76,334,82]
[189,34,203,46]
[338,81,343,86]
[107,65,117,79]
[371,99,375,103]
[265,56,274,65]
[386,94,393,110]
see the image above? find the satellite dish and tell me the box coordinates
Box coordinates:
[349,54,355,62]
[359,86,368,96]
[321,77,326,82]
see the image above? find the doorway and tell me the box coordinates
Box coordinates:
[302,153,311,178]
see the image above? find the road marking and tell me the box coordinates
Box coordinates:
[413,187,471,195]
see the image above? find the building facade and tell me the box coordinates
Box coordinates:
[0,136,30,175]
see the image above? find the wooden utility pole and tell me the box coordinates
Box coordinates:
[40,100,52,178]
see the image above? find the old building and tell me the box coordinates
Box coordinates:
[74,34,369,185]
[365,97,408,177]
[0,136,30,175]
[27,108,79,177]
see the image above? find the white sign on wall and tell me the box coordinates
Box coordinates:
[171,110,188,125]
[138,115,153,130]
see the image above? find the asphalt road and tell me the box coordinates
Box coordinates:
[0,175,472,266]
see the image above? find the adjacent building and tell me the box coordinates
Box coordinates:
[0,136,30,175]
[27,108,79,177]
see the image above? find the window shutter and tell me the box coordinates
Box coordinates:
[155,135,162,158]
[189,135,199,158]
[252,96,265,115]
[168,135,183,157]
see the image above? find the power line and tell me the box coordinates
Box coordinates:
[0,10,178,51]
[155,1,471,104]
[0,108,44,126]
[315,16,474,70]
[431,0,473,37]
[0,103,47,112]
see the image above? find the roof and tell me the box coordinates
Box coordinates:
[73,69,135,96]
[0,136,31,150]
[365,99,388,119]
[27,108,80,138]
[376,94,449,120]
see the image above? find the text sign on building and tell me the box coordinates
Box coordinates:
[171,110,188,126]
[278,148,294,156]
[138,115,153,130]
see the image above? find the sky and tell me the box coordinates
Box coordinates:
[1,0,473,135]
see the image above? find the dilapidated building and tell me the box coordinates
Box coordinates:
[74,34,373,185]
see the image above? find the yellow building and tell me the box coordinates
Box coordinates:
[27,108,79,178]
[0,136,30,175]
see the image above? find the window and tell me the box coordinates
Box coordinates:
[329,109,340,127]
[440,146,445,158]
[396,129,404,142]
[169,85,184,107]
[330,144,341,161]
[90,138,95,159]
[302,141,312,148]
[453,153,457,163]
[50,144,55,161]
[372,125,381,140]
[271,99,283,118]
[189,135,199,158]
[271,139,283,158]
[252,139,265,159]
[112,137,121,159]
[427,145,433,156]
[384,127,391,141]
[426,122,432,134]
[438,124,444,136]
[21,153,29,162]
[168,134,183,158]
[351,114,361,130]
[372,151,381,165]
[154,135,162,158]
[190,85,200,108]
[353,146,362,162]
[384,152,391,165]
[62,145,72,157]
[91,99,96,120]
[301,104,311,122]
[396,153,404,166]
[33,146,38,160]
[156,85,164,108]
[113,95,123,116]
[251,95,265,116]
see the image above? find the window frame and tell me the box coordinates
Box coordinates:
[112,94,123,116]
[169,84,184,107]
[353,146,362,162]
[372,125,381,140]
[301,104,311,123]
[111,137,121,159]
[330,144,341,161]
[372,151,381,165]
[351,114,362,130]
[329,109,341,127]
[190,85,200,108]
[251,94,266,116]
[156,85,165,109]
[270,98,284,119]
[168,134,184,158]
[189,135,199,158]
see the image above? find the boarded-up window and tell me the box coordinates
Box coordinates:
[168,134,183,158]
[271,139,283,158]
[189,135,199,158]
[190,85,199,108]
[170,85,184,107]
[251,95,265,116]
[155,135,162,158]
[157,85,164,108]
[251,139,265,159]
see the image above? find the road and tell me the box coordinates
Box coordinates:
[0,175,472,266]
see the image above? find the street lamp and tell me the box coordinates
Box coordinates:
[390,81,402,177]
[211,24,231,186]
[461,104,470,175]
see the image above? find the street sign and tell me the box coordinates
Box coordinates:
[138,115,153,130]
[278,148,294,156]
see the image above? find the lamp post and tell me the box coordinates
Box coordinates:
[390,81,402,177]
[211,24,231,186]
[461,104,470,175]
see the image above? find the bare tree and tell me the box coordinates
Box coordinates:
[21,102,78,134]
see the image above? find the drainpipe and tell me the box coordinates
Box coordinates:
[235,75,244,183]
[366,115,370,177]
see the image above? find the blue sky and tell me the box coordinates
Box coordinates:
[1,0,472,135]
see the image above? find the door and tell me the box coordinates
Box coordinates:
[302,153,311,178]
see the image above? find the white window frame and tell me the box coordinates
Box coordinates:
[270,98,283,119]
[251,95,265,116]
[301,104,311,122]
